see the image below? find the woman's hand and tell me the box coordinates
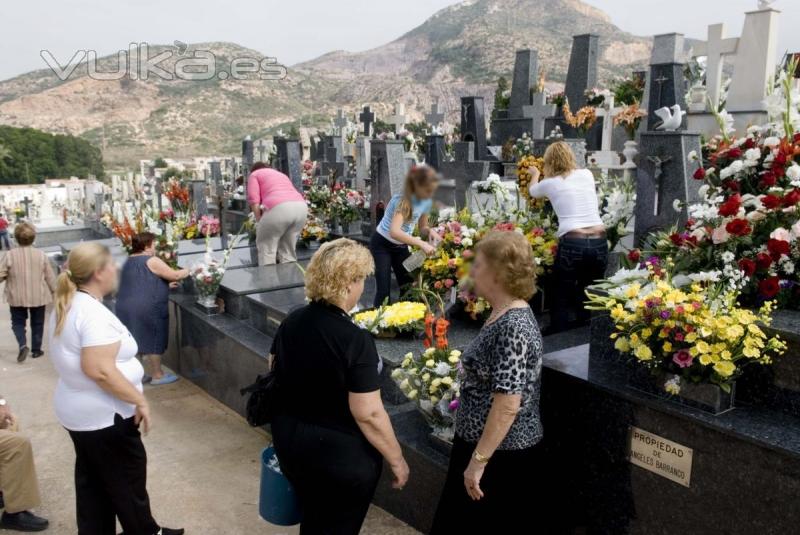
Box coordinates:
[529,166,541,183]
[463,458,486,500]
[389,457,410,490]
[135,402,151,435]
[420,242,436,256]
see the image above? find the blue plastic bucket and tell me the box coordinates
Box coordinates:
[259,446,302,526]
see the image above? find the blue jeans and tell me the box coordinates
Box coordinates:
[0,231,9,250]
[10,306,46,352]
[369,232,412,308]
[551,237,608,333]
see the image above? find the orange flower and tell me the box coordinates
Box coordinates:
[435,317,450,350]
[423,314,435,349]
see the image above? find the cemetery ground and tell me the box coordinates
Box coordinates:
[0,278,419,535]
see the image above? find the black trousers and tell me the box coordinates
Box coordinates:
[550,237,608,333]
[369,232,412,308]
[10,305,45,352]
[431,435,544,535]
[67,415,159,535]
[271,413,383,535]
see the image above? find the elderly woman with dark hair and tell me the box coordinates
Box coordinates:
[271,238,409,535]
[431,230,544,535]
[115,232,189,385]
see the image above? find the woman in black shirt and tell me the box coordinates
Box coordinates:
[431,231,544,534]
[270,238,409,535]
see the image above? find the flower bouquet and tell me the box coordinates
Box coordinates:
[587,258,786,411]
[197,215,221,237]
[299,216,329,247]
[329,186,366,227]
[352,301,428,338]
[516,155,544,203]
[164,179,191,213]
[597,174,636,251]
[391,293,461,438]
[563,102,598,136]
[191,232,243,310]
[613,102,647,140]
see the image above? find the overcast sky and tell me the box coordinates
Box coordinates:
[0,0,798,81]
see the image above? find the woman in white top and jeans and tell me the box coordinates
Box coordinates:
[48,242,183,535]
[529,141,608,334]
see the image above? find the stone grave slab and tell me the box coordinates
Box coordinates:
[60,237,121,254]
[217,260,309,319]
[177,235,252,255]
[178,247,258,271]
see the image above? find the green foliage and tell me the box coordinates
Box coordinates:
[153,157,167,168]
[162,167,192,180]
[611,74,646,106]
[493,76,510,117]
[0,126,104,184]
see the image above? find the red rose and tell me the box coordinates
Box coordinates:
[774,165,786,178]
[783,189,800,207]
[738,258,757,277]
[627,249,641,263]
[725,218,751,237]
[718,194,742,217]
[794,133,800,143]
[756,252,773,270]
[693,167,707,180]
[727,147,743,159]
[768,238,791,259]
[685,218,696,229]
[762,194,782,210]
[669,233,684,246]
[775,151,788,166]
[758,276,781,298]
[743,138,757,150]
[723,179,741,191]
[760,172,777,188]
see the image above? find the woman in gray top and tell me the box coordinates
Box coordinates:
[431,230,544,535]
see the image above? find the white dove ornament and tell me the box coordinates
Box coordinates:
[654,104,686,132]
[758,0,776,10]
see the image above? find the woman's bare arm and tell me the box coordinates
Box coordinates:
[147,256,189,282]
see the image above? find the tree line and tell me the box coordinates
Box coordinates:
[0,126,104,184]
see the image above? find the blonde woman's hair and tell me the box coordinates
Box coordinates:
[397,165,440,221]
[305,238,375,305]
[543,141,577,178]
[475,230,537,300]
[54,242,111,336]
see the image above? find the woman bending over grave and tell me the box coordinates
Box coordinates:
[270,239,409,534]
[116,232,189,386]
[247,161,308,266]
[528,141,607,334]
[431,231,544,534]
[369,164,441,307]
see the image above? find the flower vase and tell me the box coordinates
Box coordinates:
[622,140,638,169]
[629,367,735,415]
[195,283,221,314]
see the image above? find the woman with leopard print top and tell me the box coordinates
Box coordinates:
[431,230,544,534]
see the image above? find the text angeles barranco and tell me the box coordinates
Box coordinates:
[627,427,693,488]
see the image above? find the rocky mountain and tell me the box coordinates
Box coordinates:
[0,0,651,169]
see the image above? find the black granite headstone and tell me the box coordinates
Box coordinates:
[274,138,303,191]
[424,135,447,171]
[439,142,490,209]
[564,34,599,110]
[633,131,702,245]
[460,96,487,161]
[368,140,407,231]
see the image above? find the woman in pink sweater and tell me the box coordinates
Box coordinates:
[247,162,308,265]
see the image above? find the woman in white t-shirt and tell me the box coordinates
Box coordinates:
[48,242,183,535]
[529,141,608,334]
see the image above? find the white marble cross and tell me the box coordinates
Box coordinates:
[693,23,739,111]
[333,109,349,136]
[424,101,445,133]
[522,92,556,139]
[591,95,623,167]
[388,103,407,134]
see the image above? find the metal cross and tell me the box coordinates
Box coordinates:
[358,105,375,137]
[21,196,32,218]
[647,155,672,216]
[653,73,669,109]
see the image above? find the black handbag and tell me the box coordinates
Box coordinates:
[241,366,280,427]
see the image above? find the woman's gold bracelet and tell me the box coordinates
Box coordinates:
[473,450,491,464]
